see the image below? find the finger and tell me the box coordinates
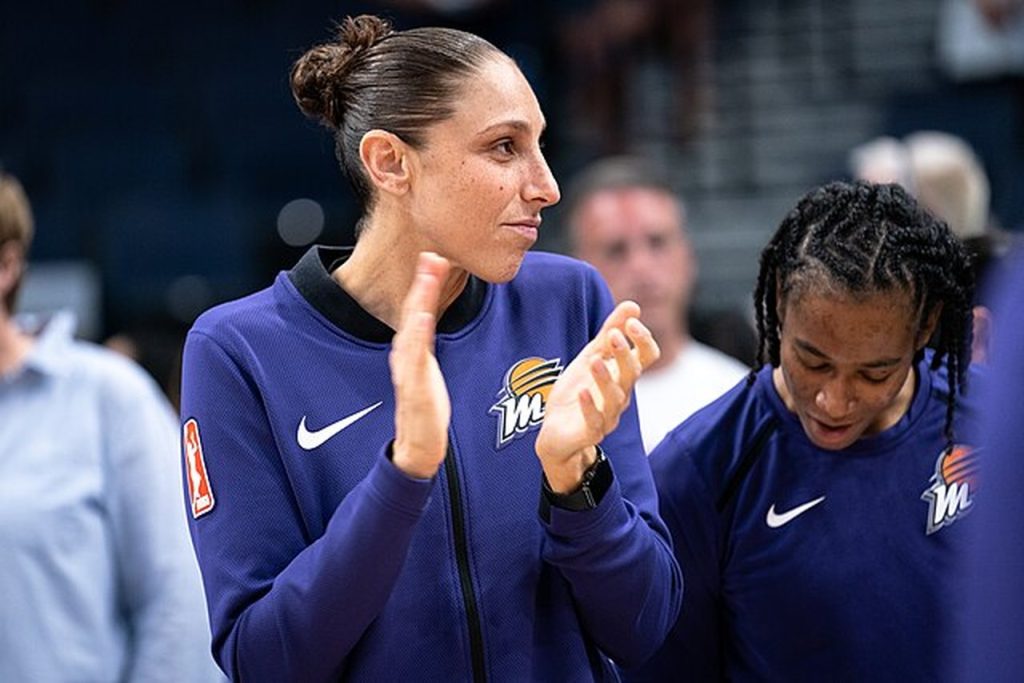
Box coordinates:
[595,300,642,339]
[624,316,660,370]
[394,287,433,363]
[608,327,641,389]
[400,253,447,326]
[577,386,607,442]
[574,301,640,364]
[393,253,448,383]
[590,354,628,419]
[418,251,451,284]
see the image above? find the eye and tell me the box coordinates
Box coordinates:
[801,358,829,373]
[648,234,668,252]
[604,241,628,262]
[493,139,516,156]
[861,371,892,384]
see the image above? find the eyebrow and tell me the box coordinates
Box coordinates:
[476,119,547,138]
[795,339,903,368]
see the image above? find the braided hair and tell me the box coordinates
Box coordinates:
[752,180,974,442]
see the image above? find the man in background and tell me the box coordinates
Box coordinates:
[0,172,222,681]
[568,156,749,452]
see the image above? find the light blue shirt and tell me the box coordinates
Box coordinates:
[0,313,222,682]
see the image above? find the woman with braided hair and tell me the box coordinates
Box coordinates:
[624,180,980,681]
[180,13,681,682]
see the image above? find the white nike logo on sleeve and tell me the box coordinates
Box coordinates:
[765,495,826,528]
[297,402,383,450]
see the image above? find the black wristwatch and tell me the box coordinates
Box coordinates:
[539,447,613,522]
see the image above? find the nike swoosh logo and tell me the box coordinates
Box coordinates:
[297,402,382,450]
[766,495,826,528]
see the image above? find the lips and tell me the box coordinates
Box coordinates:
[502,218,541,242]
[807,416,856,448]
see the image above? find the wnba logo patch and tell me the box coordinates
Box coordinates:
[489,357,563,448]
[921,444,978,534]
[183,418,215,518]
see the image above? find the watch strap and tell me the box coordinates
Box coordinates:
[539,447,613,522]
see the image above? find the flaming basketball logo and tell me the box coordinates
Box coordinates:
[921,444,979,534]
[490,357,564,448]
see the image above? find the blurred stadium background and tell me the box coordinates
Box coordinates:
[2,0,1021,342]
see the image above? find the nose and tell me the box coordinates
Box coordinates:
[526,152,560,207]
[815,379,854,420]
[626,242,658,275]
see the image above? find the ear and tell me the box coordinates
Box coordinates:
[0,241,24,303]
[359,130,412,197]
[970,305,992,365]
[680,234,698,286]
[915,303,943,350]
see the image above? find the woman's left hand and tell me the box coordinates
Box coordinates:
[535,301,659,493]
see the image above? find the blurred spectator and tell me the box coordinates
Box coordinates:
[0,173,222,682]
[567,156,749,452]
[848,136,914,188]
[931,0,1024,231]
[555,0,714,154]
[937,0,1024,82]
[904,131,1019,362]
[851,131,1018,363]
[905,131,992,240]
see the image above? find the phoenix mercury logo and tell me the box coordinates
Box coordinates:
[921,444,979,534]
[489,357,564,448]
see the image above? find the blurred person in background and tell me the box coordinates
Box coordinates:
[851,130,1017,363]
[568,156,749,453]
[555,0,714,153]
[937,0,1024,83]
[180,16,680,682]
[959,245,1024,683]
[848,135,914,188]
[904,130,1017,364]
[0,172,222,681]
[626,181,980,681]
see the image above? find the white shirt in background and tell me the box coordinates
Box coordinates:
[635,340,749,453]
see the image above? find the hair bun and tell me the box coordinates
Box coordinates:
[290,15,393,128]
[338,14,392,53]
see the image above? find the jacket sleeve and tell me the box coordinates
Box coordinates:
[538,267,683,668]
[622,433,725,681]
[181,329,434,683]
[100,357,224,682]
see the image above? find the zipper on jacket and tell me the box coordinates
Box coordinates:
[443,442,487,683]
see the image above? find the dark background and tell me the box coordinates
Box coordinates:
[3,0,1021,342]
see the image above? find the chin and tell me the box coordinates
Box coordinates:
[480,254,527,284]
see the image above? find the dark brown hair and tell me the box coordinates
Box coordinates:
[290,15,503,213]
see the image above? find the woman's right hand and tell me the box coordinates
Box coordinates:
[389,252,452,479]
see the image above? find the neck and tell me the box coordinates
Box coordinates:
[0,315,33,376]
[333,217,469,330]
